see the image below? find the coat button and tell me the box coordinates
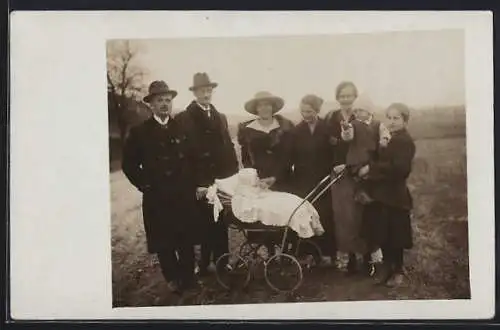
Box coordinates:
[266,149,273,154]
[165,171,172,176]
[178,153,184,159]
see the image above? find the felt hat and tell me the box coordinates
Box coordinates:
[189,72,218,91]
[244,91,285,115]
[143,80,178,103]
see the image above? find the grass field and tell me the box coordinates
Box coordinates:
[110,134,469,307]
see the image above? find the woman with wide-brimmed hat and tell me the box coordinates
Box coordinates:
[237,91,295,191]
[237,91,295,255]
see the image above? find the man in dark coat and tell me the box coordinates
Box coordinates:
[175,73,239,276]
[122,80,200,293]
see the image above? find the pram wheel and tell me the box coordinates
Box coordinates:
[264,253,303,292]
[215,253,251,290]
[239,242,266,261]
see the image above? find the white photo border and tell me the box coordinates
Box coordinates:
[9,11,494,320]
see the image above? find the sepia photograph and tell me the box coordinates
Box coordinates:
[10,11,493,320]
[107,30,470,307]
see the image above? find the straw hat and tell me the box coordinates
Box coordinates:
[244,91,285,115]
[143,80,178,103]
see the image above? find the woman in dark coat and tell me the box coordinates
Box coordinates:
[122,81,200,293]
[237,91,294,255]
[359,102,416,288]
[324,81,368,274]
[291,94,336,264]
[237,91,295,191]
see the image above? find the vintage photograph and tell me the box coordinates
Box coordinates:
[107,30,469,308]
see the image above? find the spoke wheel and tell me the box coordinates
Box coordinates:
[264,253,303,292]
[215,253,251,290]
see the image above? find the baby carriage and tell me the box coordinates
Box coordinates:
[207,169,345,293]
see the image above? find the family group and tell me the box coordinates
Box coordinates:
[121,72,416,295]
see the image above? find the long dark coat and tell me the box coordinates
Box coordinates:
[237,114,294,191]
[290,119,337,256]
[366,128,416,210]
[324,109,366,254]
[290,119,335,197]
[362,128,416,249]
[121,117,200,253]
[175,101,239,187]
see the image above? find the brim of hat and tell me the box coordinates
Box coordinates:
[143,90,178,103]
[244,96,285,115]
[188,82,218,91]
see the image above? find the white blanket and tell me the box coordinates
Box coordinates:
[206,169,325,239]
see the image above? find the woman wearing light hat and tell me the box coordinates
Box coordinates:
[237,91,295,255]
[237,91,295,191]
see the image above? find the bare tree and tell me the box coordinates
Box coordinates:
[107,40,147,146]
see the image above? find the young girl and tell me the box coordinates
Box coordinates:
[358,103,416,287]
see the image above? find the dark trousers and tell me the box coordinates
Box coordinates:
[382,246,404,273]
[157,241,195,286]
[198,203,229,269]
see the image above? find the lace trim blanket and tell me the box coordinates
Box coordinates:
[206,170,324,239]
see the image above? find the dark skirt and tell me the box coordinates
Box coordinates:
[361,201,413,250]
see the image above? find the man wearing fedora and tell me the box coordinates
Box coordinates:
[176,72,239,276]
[122,80,201,293]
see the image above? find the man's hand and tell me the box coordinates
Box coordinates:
[333,164,346,175]
[196,187,209,200]
[259,177,276,190]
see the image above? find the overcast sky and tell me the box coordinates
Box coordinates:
[125,29,464,113]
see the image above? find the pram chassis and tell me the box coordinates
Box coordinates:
[214,171,345,293]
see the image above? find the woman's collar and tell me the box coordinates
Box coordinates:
[246,117,280,133]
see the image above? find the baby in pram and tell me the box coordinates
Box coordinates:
[206,168,325,241]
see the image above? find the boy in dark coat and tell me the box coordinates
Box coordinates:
[175,73,239,276]
[122,81,200,293]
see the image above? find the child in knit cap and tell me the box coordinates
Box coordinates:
[340,97,390,274]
